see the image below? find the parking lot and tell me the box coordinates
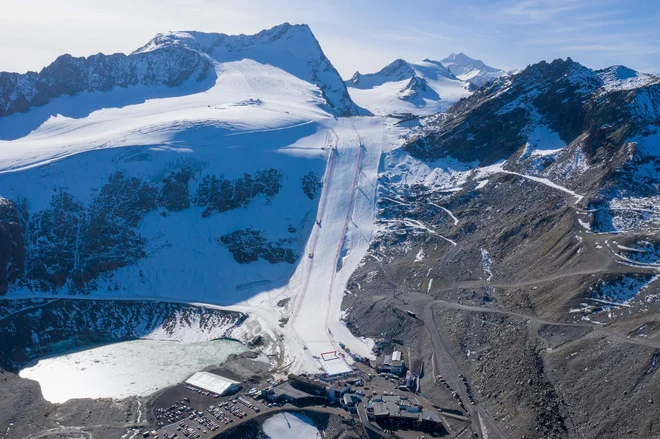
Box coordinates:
[145,359,460,439]
[149,377,352,438]
[150,382,273,438]
[153,398,262,438]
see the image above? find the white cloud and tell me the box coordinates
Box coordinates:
[499,0,584,23]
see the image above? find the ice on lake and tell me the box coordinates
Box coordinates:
[19,339,247,403]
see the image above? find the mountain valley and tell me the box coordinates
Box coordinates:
[0,21,659,439]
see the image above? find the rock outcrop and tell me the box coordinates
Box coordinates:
[0,45,212,117]
[0,167,284,295]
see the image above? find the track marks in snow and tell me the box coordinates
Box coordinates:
[381,218,457,246]
[381,196,411,206]
[499,170,584,204]
[429,202,459,225]
[136,398,143,423]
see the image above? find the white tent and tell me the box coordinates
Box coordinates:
[186,371,240,396]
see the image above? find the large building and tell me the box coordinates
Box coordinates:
[262,381,327,406]
[366,395,444,431]
[326,381,352,404]
[262,375,353,407]
[185,371,241,396]
[378,350,405,375]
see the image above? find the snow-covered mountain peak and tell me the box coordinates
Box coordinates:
[597,65,658,91]
[348,59,414,88]
[131,23,362,116]
[443,52,486,68]
[440,52,506,88]
[348,58,456,89]
[0,23,362,119]
[345,58,469,115]
[134,23,314,56]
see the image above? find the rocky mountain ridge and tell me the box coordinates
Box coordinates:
[342,56,660,438]
[347,58,458,88]
[0,44,213,118]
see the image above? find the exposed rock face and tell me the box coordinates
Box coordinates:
[158,169,192,212]
[0,45,212,117]
[218,228,297,264]
[24,173,157,292]
[400,75,428,100]
[195,169,282,218]
[0,199,25,295]
[0,167,284,295]
[301,171,322,200]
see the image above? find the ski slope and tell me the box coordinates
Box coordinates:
[0,25,348,307]
[0,25,382,377]
[287,118,383,374]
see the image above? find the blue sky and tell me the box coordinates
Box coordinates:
[1,0,659,76]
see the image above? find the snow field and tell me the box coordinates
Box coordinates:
[346,59,471,116]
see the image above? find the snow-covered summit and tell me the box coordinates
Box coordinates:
[596,65,659,92]
[0,23,362,118]
[135,23,308,55]
[345,58,470,116]
[440,52,507,88]
[133,23,361,116]
[348,58,457,89]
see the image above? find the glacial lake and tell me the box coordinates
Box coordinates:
[19,339,247,403]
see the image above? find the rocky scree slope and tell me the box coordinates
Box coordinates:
[342,58,660,439]
[405,57,660,232]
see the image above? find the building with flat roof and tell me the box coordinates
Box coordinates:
[326,381,352,404]
[378,350,405,375]
[366,395,443,431]
[288,374,329,396]
[262,382,327,406]
[263,375,356,407]
[185,371,240,396]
